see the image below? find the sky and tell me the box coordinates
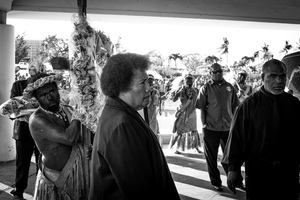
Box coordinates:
[7,14,300,65]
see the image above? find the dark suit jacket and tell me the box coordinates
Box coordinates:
[10,79,31,141]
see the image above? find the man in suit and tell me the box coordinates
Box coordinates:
[10,71,40,200]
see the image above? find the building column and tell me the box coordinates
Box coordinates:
[0,10,15,161]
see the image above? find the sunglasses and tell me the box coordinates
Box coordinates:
[211,70,223,74]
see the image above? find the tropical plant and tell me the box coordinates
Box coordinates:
[37,35,69,61]
[253,51,260,59]
[293,38,300,51]
[219,37,229,54]
[96,30,114,57]
[261,43,273,61]
[242,56,255,64]
[279,40,293,54]
[30,55,49,73]
[231,49,261,73]
[247,51,260,72]
[168,53,183,68]
[241,51,259,65]
[232,56,251,71]
[181,53,204,74]
[15,33,30,64]
[115,36,127,53]
[204,55,220,64]
[146,50,165,68]
[218,37,229,64]
[145,50,167,76]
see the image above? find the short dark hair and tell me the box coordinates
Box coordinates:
[210,63,222,71]
[262,59,287,75]
[100,53,150,97]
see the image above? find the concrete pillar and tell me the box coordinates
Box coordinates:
[0,22,15,161]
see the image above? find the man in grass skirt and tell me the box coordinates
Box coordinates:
[169,74,202,154]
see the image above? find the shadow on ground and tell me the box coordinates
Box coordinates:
[165,151,246,200]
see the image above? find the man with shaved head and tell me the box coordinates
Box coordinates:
[222,59,300,199]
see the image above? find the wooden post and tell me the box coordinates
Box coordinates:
[81,124,91,187]
[77,0,90,186]
[77,0,87,19]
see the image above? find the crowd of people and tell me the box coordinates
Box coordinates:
[4,53,300,200]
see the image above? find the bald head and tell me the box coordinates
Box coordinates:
[210,63,222,71]
[262,59,287,75]
[261,59,287,95]
[210,63,223,82]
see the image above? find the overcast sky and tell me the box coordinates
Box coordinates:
[7,14,300,65]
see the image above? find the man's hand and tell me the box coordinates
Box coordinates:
[227,171,239,194]
[15,114,30,123]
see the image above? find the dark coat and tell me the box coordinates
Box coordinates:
[89,97,180,200]
[10,79,31,141]
[222,87,300,199]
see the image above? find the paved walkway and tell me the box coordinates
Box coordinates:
[0,146,246,200]
[0,159,36,200]
[164,148,246,200]
[0,101,247,199]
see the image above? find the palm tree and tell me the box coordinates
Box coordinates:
[181,53,203,74]
[115,36,127,53]
[218,37,229,65]
[279,40,293,54]
[242,51,259,64]
[253,51,259,59]
[261,43,273,61]
[232,52,260,73]
[168,53,183,68]
[248,51,260,72]
[204,55,220,64]
[231,56,249,70]
[293,38,300,51]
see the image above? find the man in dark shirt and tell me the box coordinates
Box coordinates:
[196,63,242,192]
[222,59,300,199]
[10,77,40,200]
